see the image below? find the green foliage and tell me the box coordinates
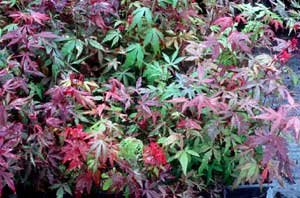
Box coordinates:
[129,7,153,29]
[0,49,8,68]
[61,39,84,62]
[144,61,168,83]
[119,137,144,164]
[88,39,104,50]
[162,48,184,70]
[102,30,122,47]
[0,0,298,197]
[144,28,164,55]
[217,50,238,66]
[49,183,72,198]
[123,43,144,68]
[173,148,200,175]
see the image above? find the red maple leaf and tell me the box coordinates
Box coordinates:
[143,142,167,166]
[291,38,298,49]
[105,79,132,110]
[9,11,49,25]
[75,171,101,198]
[230,113,249,135]
[61,125,90,171]
[283,117,300,141]
[64,87,96,109]
[46,117,63,128]
[227,31,251,52]
[213,16,233,32]
[91,14,108,33]
[0,170,15,196]
[136,94,161,124]
[202,36,224,59]
[245,130,289,166]
[75,172,93,198]
[177,119,201,130]
[278,50,291,63]
[235,14,247,24]
[253,107,286,133]
[182,94,221,119]
[30,11,50,25]
[293,23,300,31]
[269,19,284,32]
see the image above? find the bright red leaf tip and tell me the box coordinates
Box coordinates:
[291,38,298,49]
[143,142,167,167]
[293,23,300,31]
[118,25,125,31]
[279,50,291,63]
[235,14,247,24]
[269,19,284,32]
[261,164,269,184]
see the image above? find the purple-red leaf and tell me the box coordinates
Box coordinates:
[253,107,286,133]
[228,31,251,52]
[34,32,61,39]
[283,117,300,141]
[177,119,201,130]
[213,17,233,31]
[202,36,224,59]
[46,117,63,128]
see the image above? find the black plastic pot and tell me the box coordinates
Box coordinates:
[224,185,269,198]
[2,188,123,198]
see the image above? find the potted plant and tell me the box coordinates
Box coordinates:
[0,0,300,198]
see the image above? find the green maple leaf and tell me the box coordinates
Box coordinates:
[130,7,152,29]
[144,28,164,55]
[123,43,144,68]
[102,30,122,47]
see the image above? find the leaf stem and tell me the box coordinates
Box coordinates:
[151,0,157,12]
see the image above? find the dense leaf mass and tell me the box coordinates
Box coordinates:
[0,0,300,197]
